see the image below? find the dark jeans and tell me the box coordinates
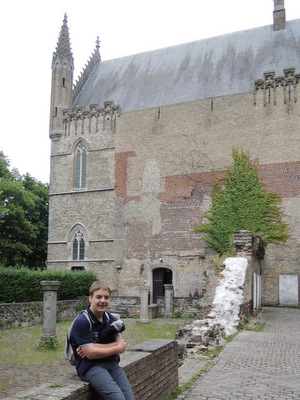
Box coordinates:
[82,360,135,400]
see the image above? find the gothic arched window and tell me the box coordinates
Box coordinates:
[72,229,85,260]
[75,142,86,189]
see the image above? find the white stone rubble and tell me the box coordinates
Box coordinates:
[208,257,248,337]
[176,257,248,355]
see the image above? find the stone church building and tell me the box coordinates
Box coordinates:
[47,0,300,306]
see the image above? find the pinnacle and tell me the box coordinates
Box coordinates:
[53,13,73,66]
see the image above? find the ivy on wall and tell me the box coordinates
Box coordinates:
[195,148,289,254]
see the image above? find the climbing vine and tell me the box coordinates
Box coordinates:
[194,148,289,254]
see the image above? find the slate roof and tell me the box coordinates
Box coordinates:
[72,19,300,113]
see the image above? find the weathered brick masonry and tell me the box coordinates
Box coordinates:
[115,151,139,201]
[162,162,300,198]
[260,161,300,197]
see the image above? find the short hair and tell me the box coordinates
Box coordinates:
[89,282,111,297]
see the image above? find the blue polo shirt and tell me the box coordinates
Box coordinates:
[70,307,119,376]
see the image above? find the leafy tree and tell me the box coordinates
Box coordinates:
[0,152,49,268]
[195,148,289,254]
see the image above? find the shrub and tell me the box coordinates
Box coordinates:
[0,267,97,303]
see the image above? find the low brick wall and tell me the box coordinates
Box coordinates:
[4,339,178,400]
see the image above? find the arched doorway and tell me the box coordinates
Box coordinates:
[152,267,173,304]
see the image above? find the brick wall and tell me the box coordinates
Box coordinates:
[260,161,300,197]
[125,340,178,400]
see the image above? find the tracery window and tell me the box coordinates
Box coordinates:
[75,142,86,189]
[72,229,85,260]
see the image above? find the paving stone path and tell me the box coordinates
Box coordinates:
[176,307,300,400]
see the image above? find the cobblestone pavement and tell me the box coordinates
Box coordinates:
[175,307,300,400]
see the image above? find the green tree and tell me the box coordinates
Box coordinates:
[0,152,49,268]
[195,148,289,254]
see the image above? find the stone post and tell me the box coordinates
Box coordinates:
[140,289,150,323]
[40,281,60,347]
[164,284,174,317]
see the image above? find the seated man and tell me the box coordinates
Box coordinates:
[71,281,135,400]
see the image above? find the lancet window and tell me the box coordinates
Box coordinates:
[72,229,85,260]
[75,142,86,189]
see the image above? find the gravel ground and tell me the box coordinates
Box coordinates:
[0,359,76,398]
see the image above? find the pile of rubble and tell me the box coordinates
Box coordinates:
[176,317,226,358]
[176,257,248,359]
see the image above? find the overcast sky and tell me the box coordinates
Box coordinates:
[1,0,300,183]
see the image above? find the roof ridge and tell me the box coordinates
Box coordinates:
[98,19,299,65]
[72,37,101,105]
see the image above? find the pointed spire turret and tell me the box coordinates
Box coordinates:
[49,14,74,141]
[52,13,74,70]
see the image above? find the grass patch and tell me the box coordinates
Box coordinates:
[225,333,238,343]
[250,322,266,332]
[123,318,186,348]
[201,346,224,357]
[239,314,252,330]
[0,325,63,364]
[241,314,266,333]
[0,318,188,365]
[0,381,9,391]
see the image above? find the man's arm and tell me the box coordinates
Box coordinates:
[77,334,126,360]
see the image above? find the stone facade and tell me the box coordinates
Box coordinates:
[47,4,300,306]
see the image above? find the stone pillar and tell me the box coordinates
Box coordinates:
[140,289,150,323]
[164,284,173,317]
[40,281,60,346]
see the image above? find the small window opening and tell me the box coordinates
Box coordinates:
[62,77,66,87]
[71,266,85,271]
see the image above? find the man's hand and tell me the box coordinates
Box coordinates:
[76,347,86,359]
[116,339,127,354]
